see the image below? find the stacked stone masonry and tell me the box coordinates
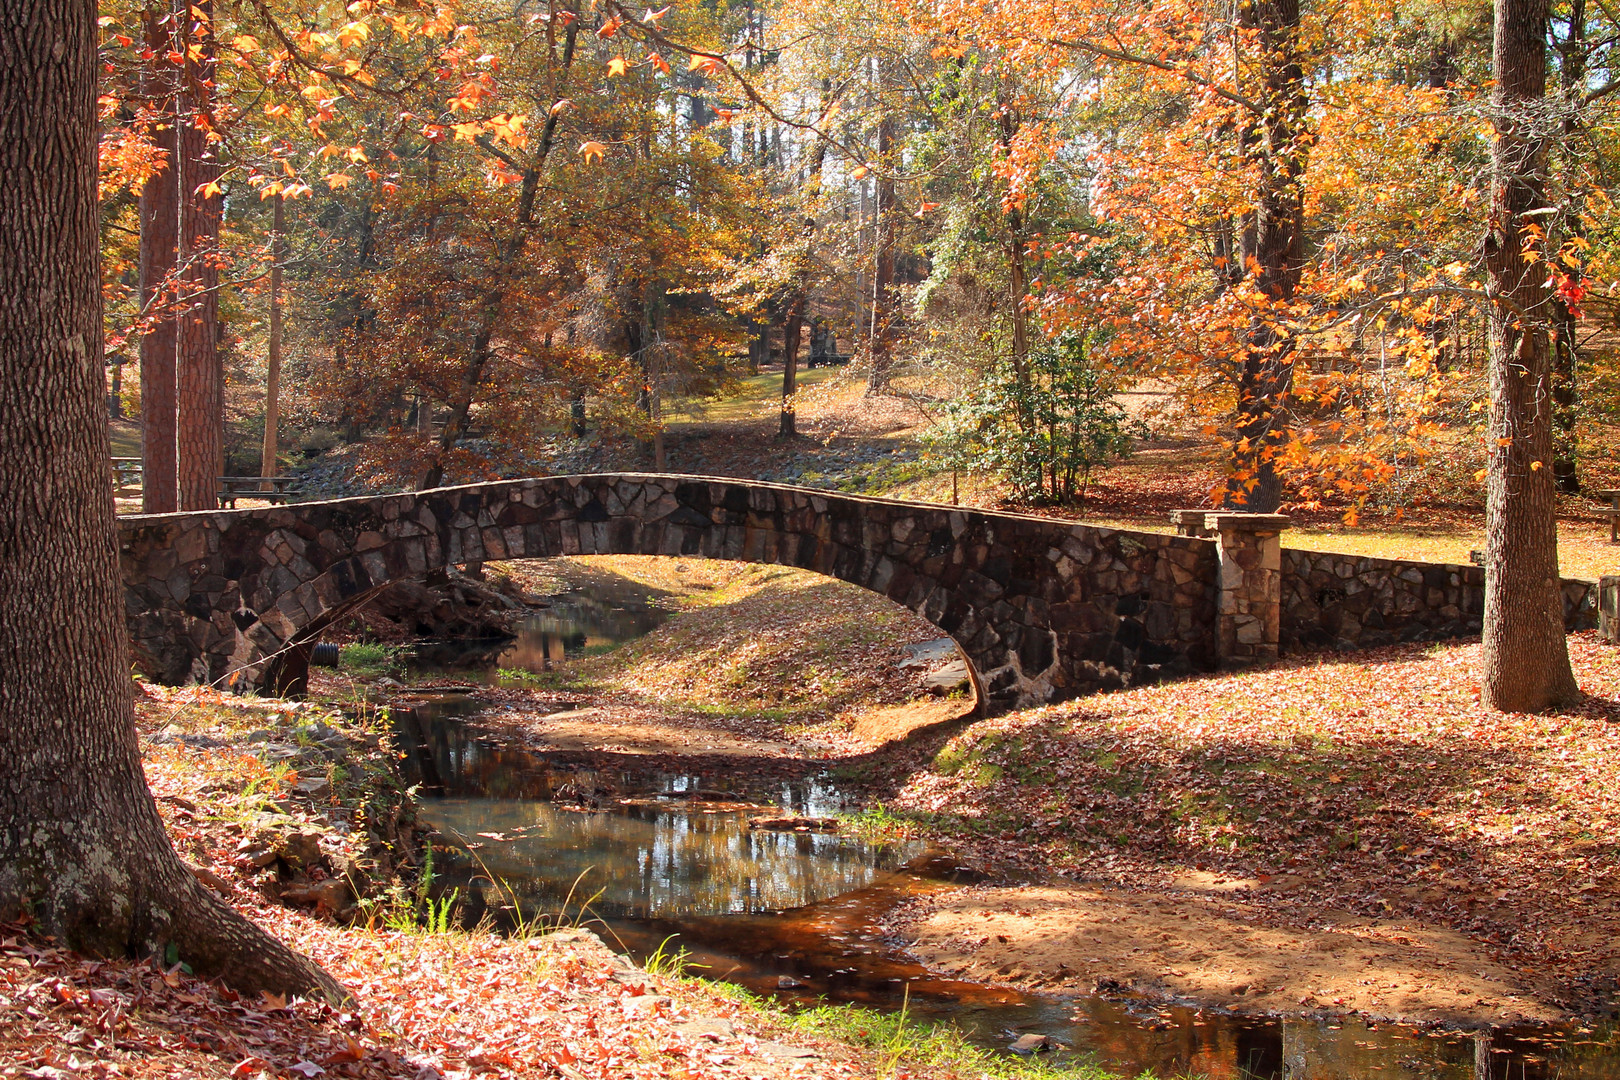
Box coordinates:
[1281,548,1595,652]
[118,474,1220,708]
[117,473,1599,709]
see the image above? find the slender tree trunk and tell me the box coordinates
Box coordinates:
[107,357,123,419]
[1223,0,1306,513]
[0,0,343,1001]
[867,79,896,394]
[1550,0,1586,495]
[780,297,803,438]
[999,102,1032,387]
[1481,0,1580,712]
[175,0,221,511]
[420,19,577,490]
[259,196,284,487]
[138,1,178,514]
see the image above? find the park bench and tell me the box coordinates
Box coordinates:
[218,476,301,508]
[1592,488,1620,542]
[110,457,142,495]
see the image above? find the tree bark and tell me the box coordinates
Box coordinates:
[175,0,221,511]
[259,195,285,487]
[138,0,178,514]
[1481,0,1581,711]
[1222,0,1306,513]
[0,0,344,1001]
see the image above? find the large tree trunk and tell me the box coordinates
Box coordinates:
[175,0,221,511]
[1480,0,1580,711]
[260,195,285,487]
[138,1,178,514]
[0,0,343,1001]
[1223,0,1306,513]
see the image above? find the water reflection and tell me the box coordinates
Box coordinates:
[419,796,919,918]
[409,578,669,680]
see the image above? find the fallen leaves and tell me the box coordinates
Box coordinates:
[889,633,1620,1013]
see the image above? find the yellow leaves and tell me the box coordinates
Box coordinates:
[608,56,628,77]
[578,140,608,164]
[851,165,869,180]
[230,34,261,52]
[688,54,723,76]
[324,172,354,190]
[345,146,368,164]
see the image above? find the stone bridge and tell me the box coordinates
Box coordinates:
[118,473,1230,708]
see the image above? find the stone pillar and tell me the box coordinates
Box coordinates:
[1171,511,1290,666]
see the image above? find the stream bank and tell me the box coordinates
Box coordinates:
[276,554,1620,1076]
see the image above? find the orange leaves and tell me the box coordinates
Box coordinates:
[487,113,528,146]
[323,172,354,191]
[649,52,671,74]
[851,165,870,180]
[687,54,723,76]
[577,140,608,164]
[597,15,624,38]
[607,56,628,77]
[643,5,672,23]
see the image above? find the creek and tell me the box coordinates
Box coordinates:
[388,579,1620,1080]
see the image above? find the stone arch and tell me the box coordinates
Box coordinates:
[118,474,1219,709]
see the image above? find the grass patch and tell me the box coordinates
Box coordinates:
[841,801,925,843]
[786,998,1121,1079]
[340,641,401,677]
[665,366,844,427]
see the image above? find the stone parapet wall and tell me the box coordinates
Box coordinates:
[1281,548,1596,652]
[119,474,1220,708]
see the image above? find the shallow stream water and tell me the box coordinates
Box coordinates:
[391,580,1620,1079]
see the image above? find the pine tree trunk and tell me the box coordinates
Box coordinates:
[138,0,178,514]
[0,0,343,1001]
[175,0,221,511]
[259,196,284,487]
[1481,0,1581,711]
